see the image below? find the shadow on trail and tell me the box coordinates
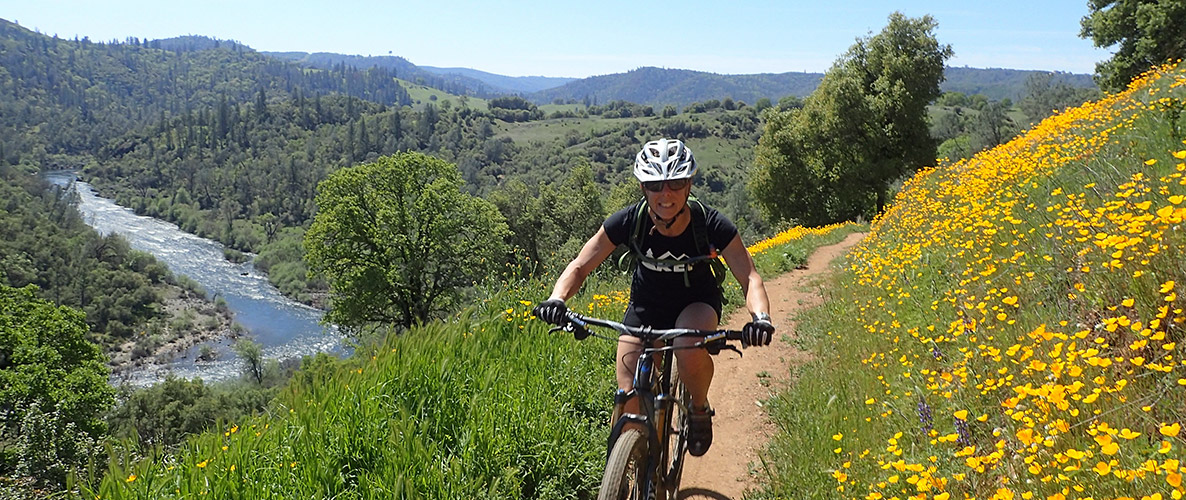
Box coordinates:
[678,488,731,500]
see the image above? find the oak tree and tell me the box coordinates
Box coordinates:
[1081,0,1186,91]
[304,152,509,334]
[751,12,952,225]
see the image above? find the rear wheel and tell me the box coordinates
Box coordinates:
[597,428,649,500]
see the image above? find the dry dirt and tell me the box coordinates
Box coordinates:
[677,231,866,499]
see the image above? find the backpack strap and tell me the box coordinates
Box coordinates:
[687,196,713,258]
[619,195,727,290]
[688,197,730,292]
[630,198,648,255]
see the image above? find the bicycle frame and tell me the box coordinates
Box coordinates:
[605,341,683,496]
[556,312,742,500]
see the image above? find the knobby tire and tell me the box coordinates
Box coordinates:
[597,428,649,500]
[665,364,690,496]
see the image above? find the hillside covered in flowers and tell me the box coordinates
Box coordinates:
[760,62,1186,500]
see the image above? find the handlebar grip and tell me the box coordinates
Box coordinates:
[703,330,745,343]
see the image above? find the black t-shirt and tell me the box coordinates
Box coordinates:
[603,200,738,310]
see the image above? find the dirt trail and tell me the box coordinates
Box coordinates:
[678,232,866,499]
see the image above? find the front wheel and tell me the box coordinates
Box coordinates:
[597,428,649,500]
[665,364,690,496]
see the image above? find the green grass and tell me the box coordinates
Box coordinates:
[396,78,488,111]
[495,115,653,144]
[538,103,584,115]
[86,277,618,499]
[82,220,863,499]
[684,136,755,177]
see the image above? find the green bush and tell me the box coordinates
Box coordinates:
[0,284,114,490]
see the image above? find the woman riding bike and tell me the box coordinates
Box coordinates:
[534,138,775,458]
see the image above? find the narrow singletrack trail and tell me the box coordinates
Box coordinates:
[678,232,866,499]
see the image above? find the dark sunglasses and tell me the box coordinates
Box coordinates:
[642,178,691,192]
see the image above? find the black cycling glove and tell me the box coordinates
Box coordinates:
[533,299,568,325]
[742,313,775,347]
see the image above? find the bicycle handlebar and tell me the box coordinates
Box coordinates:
[558,311,744,353]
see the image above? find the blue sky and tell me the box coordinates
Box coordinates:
[2,0,1113,78]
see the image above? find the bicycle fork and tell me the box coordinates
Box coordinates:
[605,353,680,498]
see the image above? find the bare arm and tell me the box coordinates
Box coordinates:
[719,234,771,319]
[549,227,617,302]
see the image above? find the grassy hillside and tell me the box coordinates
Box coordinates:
[80,223,859,499]
[397,77,490,111]
[759,62,1186,499]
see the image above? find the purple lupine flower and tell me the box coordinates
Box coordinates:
[955,416,972,447]
[917,396,934,435]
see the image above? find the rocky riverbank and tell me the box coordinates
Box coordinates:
[106,284,240,381]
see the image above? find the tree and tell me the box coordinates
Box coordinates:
[969,100,1017,152]
[1019,72,1101,124]
[488,179,547,265]
[541,162,606,269]
[0,284,114,489]
[750,12,952,225]
[750,76,872,226]
[304,152,510,334]
[488,162,606,274]
[1081,0,1186,91]
[232,338,264,384]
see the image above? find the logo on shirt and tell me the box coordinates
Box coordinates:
[641,249,692,273]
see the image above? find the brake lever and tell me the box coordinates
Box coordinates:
[548,323,591,340]
[698,338,742,357]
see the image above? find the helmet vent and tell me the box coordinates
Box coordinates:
[633,138,697,182]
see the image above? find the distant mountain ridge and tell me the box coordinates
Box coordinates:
[525,66,1096,108]
[263,51,507,98]
[942,66,1096,101]
[420,66,576,94]
[526,67,823,108]
[268,51,1096,109]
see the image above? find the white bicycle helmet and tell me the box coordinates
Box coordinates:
[633,138,697,182]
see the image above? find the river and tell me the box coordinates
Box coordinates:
[45,171,345,386]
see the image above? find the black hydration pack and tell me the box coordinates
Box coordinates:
[617,196,729,292]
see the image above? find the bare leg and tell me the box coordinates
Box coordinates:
[615,335,645,416]
[672,302,718,410]
[615,302,718,416]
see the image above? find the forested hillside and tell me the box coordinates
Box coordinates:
[420,65,576,93]
[527,66,824,108]
[263,51,503,97]
[0,20,771,308]
[942,66,1096,101]
[0,16,1094,315]
[82,87,769,301]
[0,19,411,166]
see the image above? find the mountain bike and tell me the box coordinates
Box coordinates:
[550,311,744,500]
